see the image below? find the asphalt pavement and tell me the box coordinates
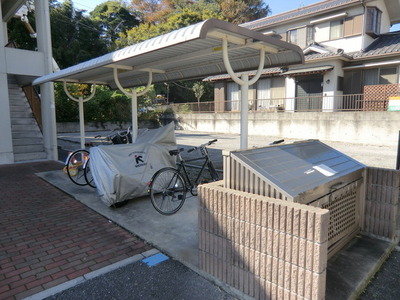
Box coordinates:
[44,256,235,300]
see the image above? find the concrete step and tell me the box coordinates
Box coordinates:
[12,131,43,139]
[13,144,45,154]
[14,151,47,162]
[11,124,42,131]
[13,137,44,146]
[11,118,38,126]
[10,105,31,112]
[8,76,46,162]
[10,111,34,119]
[9,99,30,105]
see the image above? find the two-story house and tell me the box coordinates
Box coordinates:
[208,0,400,113]
[0,0,57,164]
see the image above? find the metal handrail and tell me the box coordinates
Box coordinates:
[22,85,42,132]
[157,93,400,113]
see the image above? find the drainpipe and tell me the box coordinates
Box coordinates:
[222,38,265,149]
[360,0,367,52]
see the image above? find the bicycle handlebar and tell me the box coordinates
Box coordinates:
[187,139,218,153]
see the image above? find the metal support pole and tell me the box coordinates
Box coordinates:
[131,90,138,142]
[396,130,400,170]
[240,74,249,149]
[221,38,265,149]
[63,81,96,149]
[113,68,153,142]
[78,97,85,149]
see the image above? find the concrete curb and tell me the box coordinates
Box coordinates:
[22,249,159,300]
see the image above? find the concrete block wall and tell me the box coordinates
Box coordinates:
[176,111,400,146]
[199,181,330,300]
[364,167,400,241]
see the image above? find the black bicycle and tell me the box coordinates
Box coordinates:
[148,139,220,215]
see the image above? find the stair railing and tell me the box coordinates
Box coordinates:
[23,85,42,132]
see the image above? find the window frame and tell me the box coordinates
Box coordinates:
[366,7,382,37]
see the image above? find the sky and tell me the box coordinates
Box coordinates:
[64,0,400,31]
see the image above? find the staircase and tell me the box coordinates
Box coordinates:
[8,76,47,162]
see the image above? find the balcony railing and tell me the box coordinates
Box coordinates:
[159,93,398,114]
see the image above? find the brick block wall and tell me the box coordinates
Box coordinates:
[199,181,330,300]
[364,167,400,240]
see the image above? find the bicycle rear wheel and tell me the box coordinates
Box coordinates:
[149,168,186,215]
[65,149,90,186]
[84,158,96,188]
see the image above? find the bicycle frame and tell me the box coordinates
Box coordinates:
[176,148,218,190]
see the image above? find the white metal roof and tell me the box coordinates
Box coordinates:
[33,19,304,89]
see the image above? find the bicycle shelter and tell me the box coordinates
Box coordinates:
[33,18,303,150]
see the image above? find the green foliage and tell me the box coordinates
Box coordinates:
[90,1,140,49]
[192,82,206,102]
[55,84,132,123]
[50,0,108,68]
[8,0,270,122]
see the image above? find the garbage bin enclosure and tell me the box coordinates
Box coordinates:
[223,140,365,257]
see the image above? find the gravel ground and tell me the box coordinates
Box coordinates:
[359,249,400,299]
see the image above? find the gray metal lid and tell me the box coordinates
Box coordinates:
[230,140,365,197]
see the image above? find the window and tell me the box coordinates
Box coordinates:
[287,29,298,44]
[330,15,363,40]
[270,77,286,100]
[366,7,381,36]
[287,26,313,48]
[364,67,398,86]
[306,26,314,45]
[379,68,398,84]
[344,15,362,37]
[330,19,344,39]
[364,69,379,86]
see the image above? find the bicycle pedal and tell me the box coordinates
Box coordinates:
[178,195,183,200]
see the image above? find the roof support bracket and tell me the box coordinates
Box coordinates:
[113,67,153,142]
[63,81,97,149]
[222,38,265,149]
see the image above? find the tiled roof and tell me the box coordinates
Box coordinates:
[205,32,400,81]
[304,51,352,60]
[242,0,360,30]
[353,31,400,58]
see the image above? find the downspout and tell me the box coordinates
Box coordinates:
[360,0,367,52]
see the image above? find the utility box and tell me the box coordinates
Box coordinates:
[223,140,365,257]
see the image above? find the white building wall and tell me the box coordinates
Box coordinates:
[284,77,296,111]
[0,9,14,163]
[322,60,344,111]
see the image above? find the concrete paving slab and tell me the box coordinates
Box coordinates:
[48,130,399,299]
[38,167,396,300]
[37,170,201,269]
[326,235,394,300]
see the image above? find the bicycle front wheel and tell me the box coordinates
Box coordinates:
[66,149,90,186]
[149,168,186,215]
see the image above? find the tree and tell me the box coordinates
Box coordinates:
[130,0,175,24]
[50,0,108,68]
[90,1,140,48]
[216,0,270,24]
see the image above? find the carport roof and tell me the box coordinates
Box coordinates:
[33,19,303,89]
